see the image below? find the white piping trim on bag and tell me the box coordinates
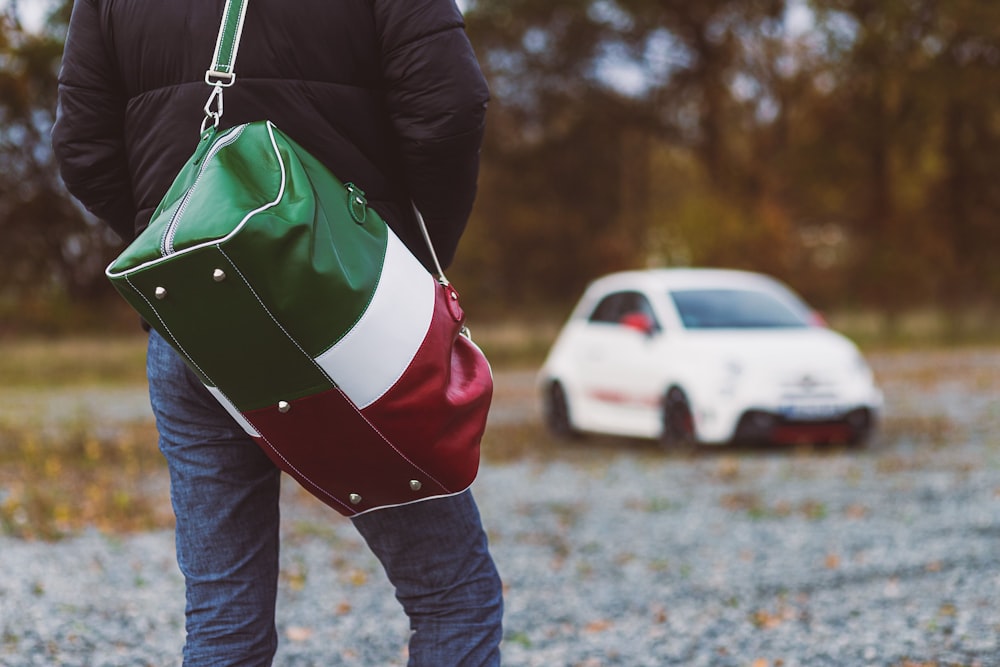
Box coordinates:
[349,485,476,518]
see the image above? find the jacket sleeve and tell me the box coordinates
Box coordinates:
[373,0,489,268]
[52,0,136,242]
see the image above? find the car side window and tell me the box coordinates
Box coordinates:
[588,291,660,330]
[589,293,628,324]
[629,293,659,328]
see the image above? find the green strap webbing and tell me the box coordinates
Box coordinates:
[208,0,249,80]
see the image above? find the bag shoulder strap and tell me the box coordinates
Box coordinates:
[208,0,249,82]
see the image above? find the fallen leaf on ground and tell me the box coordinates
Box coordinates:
[584,619,613,633]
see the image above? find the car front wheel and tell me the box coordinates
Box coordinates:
[845,408,874,447]
[543,381,578,439]
[660,387,696,451]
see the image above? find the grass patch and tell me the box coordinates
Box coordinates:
[0,419,170,540]
[826,306,1000,349]
[468,319,562,368]
[480,421,563,463]
[480,419,670,465]
[0,335,148,387]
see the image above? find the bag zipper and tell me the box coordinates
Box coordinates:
[160,125,247,257]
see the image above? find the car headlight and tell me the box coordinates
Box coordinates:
[849,350,874,382]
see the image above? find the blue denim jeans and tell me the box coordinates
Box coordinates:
[147,329,503,666]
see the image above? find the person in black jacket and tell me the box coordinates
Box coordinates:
[52,1,502,665]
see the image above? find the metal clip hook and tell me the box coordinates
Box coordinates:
[200,84,225,134]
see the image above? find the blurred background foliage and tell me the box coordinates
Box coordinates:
[1,0,999,337]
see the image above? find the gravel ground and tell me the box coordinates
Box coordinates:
[1,349,999,667]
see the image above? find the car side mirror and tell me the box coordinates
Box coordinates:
[808,310,828,327]
[619,312,656,336]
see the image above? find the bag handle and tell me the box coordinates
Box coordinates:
[201,0,451,286]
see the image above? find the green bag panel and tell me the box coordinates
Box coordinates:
[220,126,389,355]
[107,121,390,358]
[114,245,334,411]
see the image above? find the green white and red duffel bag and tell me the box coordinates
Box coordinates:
[105,0,492,517]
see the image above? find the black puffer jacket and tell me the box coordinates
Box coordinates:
[52,0,489,270]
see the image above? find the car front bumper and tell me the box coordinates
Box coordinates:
[731,407,876,445]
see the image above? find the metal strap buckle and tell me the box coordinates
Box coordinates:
[204,70,236,87]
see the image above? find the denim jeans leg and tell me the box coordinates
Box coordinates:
[352,490,504,667]
[147,330,282,667]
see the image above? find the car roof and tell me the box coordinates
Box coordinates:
[584,268,790,295]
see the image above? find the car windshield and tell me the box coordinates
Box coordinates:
[669,288,810,329]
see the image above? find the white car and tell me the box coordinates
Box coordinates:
[538,268,883,447]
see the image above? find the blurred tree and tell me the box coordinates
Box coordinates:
[0,0,120,309]
[802,0,1000,312]
[925,0,1000,308]
[457,0,1000,316]
[458,0,792,310]
[457,1,652,308]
